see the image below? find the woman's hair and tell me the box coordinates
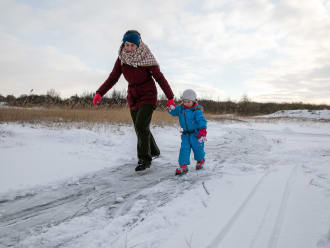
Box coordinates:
[124,30,141,37]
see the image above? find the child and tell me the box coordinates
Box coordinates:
[167,89,207,175]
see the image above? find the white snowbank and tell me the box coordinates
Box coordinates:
[259,109,330,119]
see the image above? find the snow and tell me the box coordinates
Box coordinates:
[0,103,44,109]
[0,124,137,193]
[259,109,330,120]
[0,111,330,248]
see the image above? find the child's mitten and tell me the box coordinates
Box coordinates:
[197,128,207,142]
[166,98,176,111]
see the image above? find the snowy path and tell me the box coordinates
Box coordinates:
[0,157,213,247]
[0,119,330,248]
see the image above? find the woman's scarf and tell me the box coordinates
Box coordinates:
[118,41,158,67]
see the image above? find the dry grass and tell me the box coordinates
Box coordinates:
[3,106,325,127]
[0,107,169,125]
[0,107,130,124]
[0,106,244,126]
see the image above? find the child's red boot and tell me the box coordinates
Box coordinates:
[175,165,188,175]
[196,159,205,170]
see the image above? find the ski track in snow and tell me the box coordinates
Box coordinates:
[206,170,271,248]
[0,119,330,248]
[248,203,271,248]
[267,165,298,248]
[205,165,300,248]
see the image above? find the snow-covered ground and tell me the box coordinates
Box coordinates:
[259,109,330,120]
[0,111,330,248]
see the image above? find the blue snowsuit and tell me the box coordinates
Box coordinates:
[169,104,207,165]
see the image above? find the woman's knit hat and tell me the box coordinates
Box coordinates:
[181,89,197,101]
[122,31,141,47]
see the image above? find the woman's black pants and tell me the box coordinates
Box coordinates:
[130,104,160,164]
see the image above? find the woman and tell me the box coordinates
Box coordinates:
[93,30,175,172]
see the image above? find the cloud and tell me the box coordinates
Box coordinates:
[0,0,329,104]
[226,0,330,104]
[0,33,114,97]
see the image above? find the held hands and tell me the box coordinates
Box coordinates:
[93,93,102,107]
[197,128,207,143]
[166,98,176,111]
[168,105,175,110]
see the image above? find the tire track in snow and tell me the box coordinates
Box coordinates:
[206,171,270,248]
[267,165,298,248]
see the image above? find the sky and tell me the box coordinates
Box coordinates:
[0,0,330,104]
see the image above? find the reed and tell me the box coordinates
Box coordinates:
[0,106,225,125]
[0,106,235,126]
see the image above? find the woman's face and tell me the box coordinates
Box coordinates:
[182,99,194,107]
[124,41,138,52]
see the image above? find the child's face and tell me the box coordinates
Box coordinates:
[182,99,194,107]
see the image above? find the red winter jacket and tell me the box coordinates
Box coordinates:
[96,58,174,110]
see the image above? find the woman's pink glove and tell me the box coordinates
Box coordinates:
[93,93,102,107]
[166,98,176,110]
[197,128,207,142]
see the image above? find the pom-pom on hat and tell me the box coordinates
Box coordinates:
[181,89,197,101]
[122,32,140,47]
